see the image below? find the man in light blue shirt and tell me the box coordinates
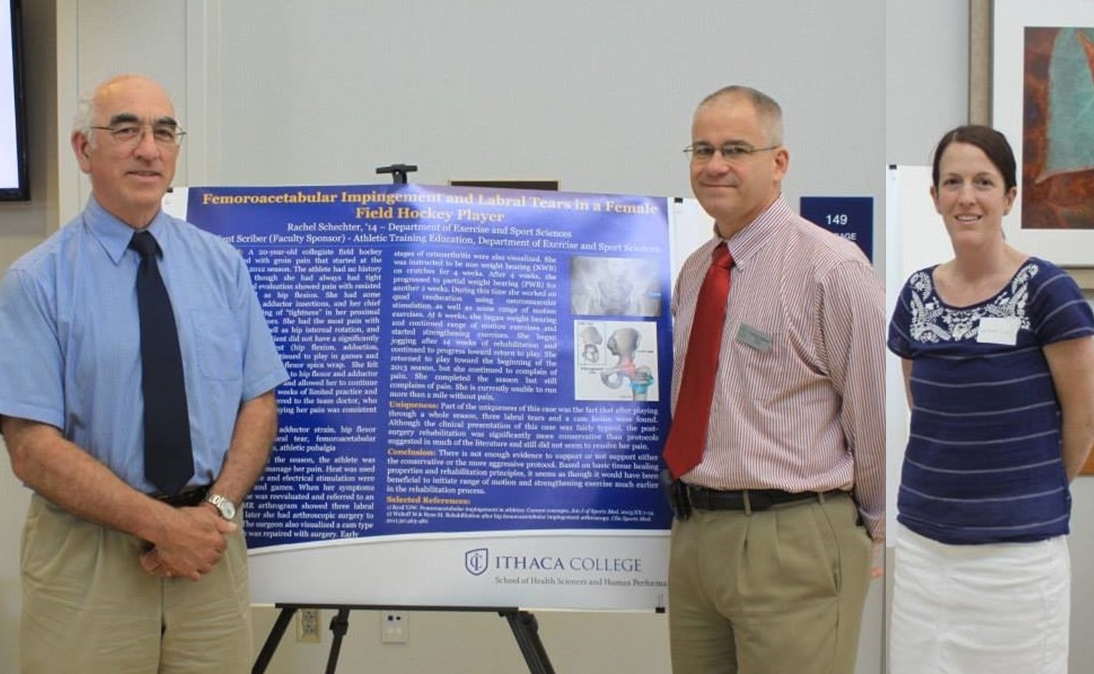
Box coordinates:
[0,73,288,674]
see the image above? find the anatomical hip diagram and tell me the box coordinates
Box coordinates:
[574,320,658,402]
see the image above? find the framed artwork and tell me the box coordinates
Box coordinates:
[974,0,1094,265]
[973,2,1094,475]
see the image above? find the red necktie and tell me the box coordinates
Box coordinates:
[662,242,733,479]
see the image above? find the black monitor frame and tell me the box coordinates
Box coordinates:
[0,0,29,202]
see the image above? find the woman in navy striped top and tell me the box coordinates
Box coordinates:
[887,125,1094,674]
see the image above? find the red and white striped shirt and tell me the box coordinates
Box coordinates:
[670,197,886,542]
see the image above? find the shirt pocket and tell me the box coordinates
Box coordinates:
[189,309,243,381]
[732,315,785,403]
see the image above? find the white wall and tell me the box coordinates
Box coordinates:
[0,0,56,664]
[1069,468,1094,671]
[884,0,970,166]
[52,1,892,229]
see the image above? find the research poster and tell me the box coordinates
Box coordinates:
[171,183,677,609]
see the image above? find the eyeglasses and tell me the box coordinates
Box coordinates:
[684,143,778,163]
[90,123,187,147]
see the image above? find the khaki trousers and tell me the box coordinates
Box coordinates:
[668,491,872,674]
[20,493,253,674]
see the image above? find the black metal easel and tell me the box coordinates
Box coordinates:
[251,604,556,674]
[375,163,418,184]
[252,163,555,673]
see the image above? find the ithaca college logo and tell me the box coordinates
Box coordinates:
[465,548,489,576]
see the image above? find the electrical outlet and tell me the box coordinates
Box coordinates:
[297,608,322,643]
[381,610,408,644]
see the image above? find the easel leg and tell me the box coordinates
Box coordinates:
[252,606,297,674]
[501,610,556,674]
[324,607,352,674]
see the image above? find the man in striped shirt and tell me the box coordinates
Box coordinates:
[665,85,886,674]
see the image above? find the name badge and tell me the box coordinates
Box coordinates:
[977,316,1020,345]
[736,323,773,352]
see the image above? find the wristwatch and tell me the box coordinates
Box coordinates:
[204,493,237,521]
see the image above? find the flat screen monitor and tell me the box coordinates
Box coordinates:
[0,0,28,201]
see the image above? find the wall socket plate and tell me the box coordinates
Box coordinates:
[297,608,322,643]
[381,610,409,644]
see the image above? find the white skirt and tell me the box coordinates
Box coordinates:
[889,523,1070,674]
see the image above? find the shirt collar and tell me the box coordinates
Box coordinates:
[83,196,173,265]
[716,196,792,268]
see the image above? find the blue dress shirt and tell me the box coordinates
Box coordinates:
[0,197,289,493]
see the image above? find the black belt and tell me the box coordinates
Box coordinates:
[153,485,210,508]
[683,485,842,513]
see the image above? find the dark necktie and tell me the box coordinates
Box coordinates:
[662,242,734,479]
[129,230,194,496]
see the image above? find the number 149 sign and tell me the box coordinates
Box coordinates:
[800,196,873,263]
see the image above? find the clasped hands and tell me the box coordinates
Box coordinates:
[140,504,237,581]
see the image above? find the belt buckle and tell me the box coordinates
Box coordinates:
[747,490,775,511]
[155,485,208,508]
[697,486,739,512]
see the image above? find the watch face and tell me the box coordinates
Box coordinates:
[208,495,236,520]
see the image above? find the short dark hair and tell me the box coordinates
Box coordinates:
[931,125,1017,191]
[697,85,783,146]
